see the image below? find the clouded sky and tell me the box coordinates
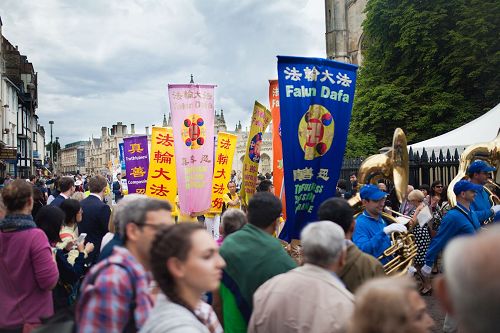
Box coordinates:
[1,0,325,146]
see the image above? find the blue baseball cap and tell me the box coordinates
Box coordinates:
[360,184,387,201]
[468,160,496,174]
[453,180,483,195]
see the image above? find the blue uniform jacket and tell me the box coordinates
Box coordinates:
[471,187,498,223]
[425,203,480,266]
[353,211,391,262]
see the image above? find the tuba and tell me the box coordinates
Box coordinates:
[348,128,416,276]
[447,134,500,223]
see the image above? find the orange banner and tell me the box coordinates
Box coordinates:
[269,80,286,219]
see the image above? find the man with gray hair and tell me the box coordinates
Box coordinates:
[248,221,354,333]
[435,226,500,333]
[77,196,172,333]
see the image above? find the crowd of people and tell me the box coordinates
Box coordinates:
[0,159,499,333]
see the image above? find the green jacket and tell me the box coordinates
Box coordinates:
[219,223,297,329]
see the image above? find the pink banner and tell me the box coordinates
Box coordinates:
[168,84,215,215]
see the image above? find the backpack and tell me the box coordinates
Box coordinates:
[33,262,137,333]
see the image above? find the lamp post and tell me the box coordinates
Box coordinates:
[55,136,59,173]
[49,120,54,169]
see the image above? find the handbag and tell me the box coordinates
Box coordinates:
[0,234,41,333]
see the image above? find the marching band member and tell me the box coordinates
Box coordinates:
[352,185,407,262]
[422,180,483,277]
[467,160,500,223]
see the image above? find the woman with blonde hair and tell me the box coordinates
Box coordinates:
[407,189,433,295]
[349,277,434,333]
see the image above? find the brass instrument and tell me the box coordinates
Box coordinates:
[447,133,500,207]
[485,179,500,204]
[378,232,418,275]
[349,128,416,276]
[483,179,500,225]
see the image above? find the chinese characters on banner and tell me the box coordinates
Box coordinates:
[240,101,272,206]
[145,127,177,206]
[123,135,149,194]
[168,84,215,215]
[210,132,237,213]
[277,56,358,242]
[269,79,286,219]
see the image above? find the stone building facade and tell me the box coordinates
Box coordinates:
[0,17,45,178]
[59,140,86,174]
[325,0,367,65]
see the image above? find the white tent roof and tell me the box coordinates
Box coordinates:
[409,103,500,155]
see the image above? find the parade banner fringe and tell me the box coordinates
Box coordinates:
[123,135,149,194]
[240,101,272,206]
[168,84,216,215]
[277,56,358,241]
[269,79,286,220]
[210,132,237,213]
[145,127,177,207]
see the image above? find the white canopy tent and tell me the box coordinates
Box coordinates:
[409,103,500,156]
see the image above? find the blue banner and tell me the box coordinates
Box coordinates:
[119,143,126,171]
[277,56,358,241]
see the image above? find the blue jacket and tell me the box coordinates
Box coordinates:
[471,187,498,223]
[425,203,480,266]
[353,211,391,261]
[79,194,112,264]
[49,194,66,207]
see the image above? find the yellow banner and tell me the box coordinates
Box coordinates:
[145,127,177,207]
[210,132,238,213]
[240,101,272,206]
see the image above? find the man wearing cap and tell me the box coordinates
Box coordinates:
[467,160,500,223]
[352,184,407,262]
[421,180,485,277]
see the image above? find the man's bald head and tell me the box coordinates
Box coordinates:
[438,226,500,333]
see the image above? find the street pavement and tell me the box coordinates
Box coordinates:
[424,293,446,333]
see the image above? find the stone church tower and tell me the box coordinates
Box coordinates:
[325,0,367,65]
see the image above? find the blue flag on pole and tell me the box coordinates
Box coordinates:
[119,143,126,172]
[277,56,358,242]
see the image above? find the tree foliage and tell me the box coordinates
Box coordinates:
[345,0,500,157]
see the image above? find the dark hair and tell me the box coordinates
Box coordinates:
[221,209,247,236]
[60,199,81,226]
[59,177,75,192]
[318,198,354,233]
[29,175,36,182]
[257,175,266,181]
[419,184,430,194]
[151,224,206,315]
[227,180,236,187]
[88,175,107,193]
[2,180,33,212]
[430,180,443,197]
[35,205,65,243]
[441,185,449,202]
[337,179,348,190]
[257,179,273,192]
[247,192,282,229]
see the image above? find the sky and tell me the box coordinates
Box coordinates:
[1,0,326,146]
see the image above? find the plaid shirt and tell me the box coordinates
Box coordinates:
[76,246,152,333]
